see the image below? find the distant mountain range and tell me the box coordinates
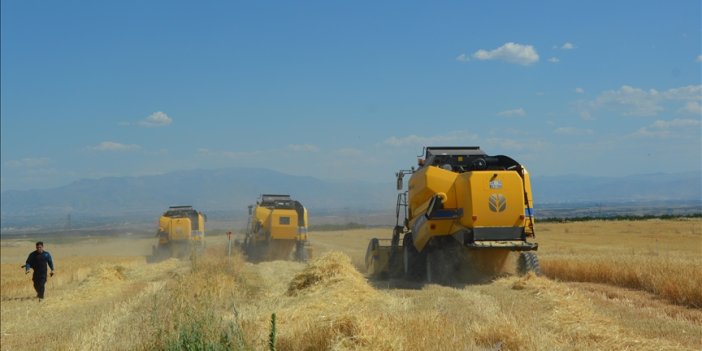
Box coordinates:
[532,171,701,204]
[1,168,700,230]
[0,168,396,229]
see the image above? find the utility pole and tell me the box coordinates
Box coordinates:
[227,231,232,257]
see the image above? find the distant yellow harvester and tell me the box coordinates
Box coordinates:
[153,205,206,259]
[366,146,539,283]
[241,194,309,261]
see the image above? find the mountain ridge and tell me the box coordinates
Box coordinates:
[2,168,699,229]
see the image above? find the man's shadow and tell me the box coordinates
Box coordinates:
[2,296,38,302]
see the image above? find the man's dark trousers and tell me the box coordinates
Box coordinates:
[33,271,47,298]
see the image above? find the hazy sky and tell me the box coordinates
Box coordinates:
[2,1,700,191]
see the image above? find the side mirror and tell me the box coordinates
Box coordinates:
[396,173,404,190]
[247,205,253,215]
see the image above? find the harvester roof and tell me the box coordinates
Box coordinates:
[424,146,486,158]
[421,146,521,173]
[259,194,300,209]
[260,194,291,202]
[163,206,200,218]
[256,194,306,226]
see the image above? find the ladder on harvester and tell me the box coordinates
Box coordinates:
[389,192,408,268]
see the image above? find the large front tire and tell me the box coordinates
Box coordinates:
[517,252,541,276]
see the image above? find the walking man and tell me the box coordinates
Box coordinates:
[25,241,55,300]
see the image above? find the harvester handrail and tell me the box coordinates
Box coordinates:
[395,192,408,227]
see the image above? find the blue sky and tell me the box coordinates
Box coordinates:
[2,1,700,191]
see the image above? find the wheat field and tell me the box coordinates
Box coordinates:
[1,219,700,350]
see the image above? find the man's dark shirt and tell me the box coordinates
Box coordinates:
[25,251,54,275]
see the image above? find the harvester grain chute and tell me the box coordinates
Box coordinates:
[150,205,207,261]
[240,194,310,262]
[365,146,540,283]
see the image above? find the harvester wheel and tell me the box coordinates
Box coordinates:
[517,252,541,276]
[365,238,380,275]
[403,233,425,281]
[294,241,308,262]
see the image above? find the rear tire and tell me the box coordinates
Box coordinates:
[294,241,308,262]
[517,252,541,276]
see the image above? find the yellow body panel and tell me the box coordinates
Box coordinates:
[459,171,525,227]
[250,205,308,242]
[254,206,272,233]
[408,165,534,252]
[165,217,192,241]
[408,166,459,212]
[269,209,298,239]
[158,211,206,245]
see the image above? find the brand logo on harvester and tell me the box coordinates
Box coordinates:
[488,194,507,212]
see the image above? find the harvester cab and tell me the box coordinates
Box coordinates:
[366,146,540,283]
[241,194,310,262]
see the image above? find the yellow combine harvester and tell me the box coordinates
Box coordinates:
[366,146,539,283]
[151,205,207,259]
[240,194,309,262]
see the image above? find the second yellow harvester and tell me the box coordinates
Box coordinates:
[152,205,207,259]
[240,194,309,261]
